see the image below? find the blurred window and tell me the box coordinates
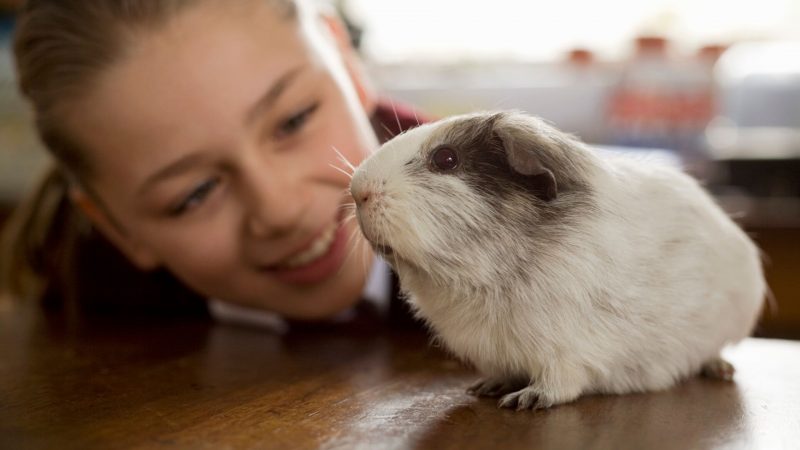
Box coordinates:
[344,0,800,62]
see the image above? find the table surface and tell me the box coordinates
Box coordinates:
[1,303,799,450]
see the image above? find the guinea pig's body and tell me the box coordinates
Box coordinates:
[350,111,765,410]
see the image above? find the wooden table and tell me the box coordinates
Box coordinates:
[1,303,799,450]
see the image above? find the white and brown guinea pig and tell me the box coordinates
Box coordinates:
[350,111,766,411]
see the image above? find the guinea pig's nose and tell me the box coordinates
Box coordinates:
[350,183,376,208]
[353,190,371,207]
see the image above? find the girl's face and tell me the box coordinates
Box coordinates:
[64,2,378,319]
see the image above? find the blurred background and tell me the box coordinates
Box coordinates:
[0,0,798,337]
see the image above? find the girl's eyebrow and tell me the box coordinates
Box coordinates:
[137,66,307,196]
[138,152,208,196]
[245,65,304,126]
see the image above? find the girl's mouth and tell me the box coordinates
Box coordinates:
[273,222,338,270]
[263,216,351,285]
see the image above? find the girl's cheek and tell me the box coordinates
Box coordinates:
[328,122,370,167]
[158,207,241,268]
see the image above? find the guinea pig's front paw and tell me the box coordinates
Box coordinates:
[498,385,553,411]
[467,376,528,398]
[700,357,735,381]
[497,380,582,411]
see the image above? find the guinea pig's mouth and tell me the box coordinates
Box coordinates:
[356,219,395,257]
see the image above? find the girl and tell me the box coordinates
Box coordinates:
[0,0,422,324]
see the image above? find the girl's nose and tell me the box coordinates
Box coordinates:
[244,167,302,240]
[247,214,275,238]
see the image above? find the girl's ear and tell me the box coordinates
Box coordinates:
[69,188,161,271]
[319,13,376,114]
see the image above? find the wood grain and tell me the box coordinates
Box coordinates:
[750,227,800,339]
[1,304,799,449]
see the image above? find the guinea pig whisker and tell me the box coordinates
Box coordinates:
[337,202,357,212]
[339,224,369,278]
[347,218,362,241]
[331,146,357,172]
[412,108,420,127]
[329,163,353,180]
[373,216,396,260]
[342,214,358,230]
[344,210,357,222]
[379,122,396,139]
[340,187,357,202]
[340,210,357,222]
[339,227,360,268]
[390,100,402,135]
[359,235,371,279]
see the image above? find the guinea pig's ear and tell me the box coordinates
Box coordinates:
[491,114,558,202]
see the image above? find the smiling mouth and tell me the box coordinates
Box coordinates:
[272,221,338,270]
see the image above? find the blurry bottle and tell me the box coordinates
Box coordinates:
[566,48,595,69]
[607,37,725,178]
[671,44,726,164]
[607,36,680,150]
[608,37,725,155]
[560,47,611,144]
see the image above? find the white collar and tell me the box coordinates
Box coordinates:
[360,255,392,315]
[207,256,392,330]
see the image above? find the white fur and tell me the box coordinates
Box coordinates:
[351,112,766,409]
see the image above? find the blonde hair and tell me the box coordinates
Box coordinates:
[1,0,297,304]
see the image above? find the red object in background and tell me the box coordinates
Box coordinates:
[698,44,727,63]
[566,48,595,67]
[606,36,721,158]
[635,36,669,55]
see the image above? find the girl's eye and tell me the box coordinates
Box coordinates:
[169,177,220,216]
[275,102,319,138]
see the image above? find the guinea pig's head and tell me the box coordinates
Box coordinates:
[351,111,593,286]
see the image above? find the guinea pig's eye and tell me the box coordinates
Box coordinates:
[430,146,459,172]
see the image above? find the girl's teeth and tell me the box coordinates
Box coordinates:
[278,224,337,269]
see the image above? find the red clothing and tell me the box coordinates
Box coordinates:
[372,98,429,143]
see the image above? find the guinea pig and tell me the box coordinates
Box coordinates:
[350,111,766,411]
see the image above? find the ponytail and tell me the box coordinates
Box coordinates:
[0,164,88,304]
